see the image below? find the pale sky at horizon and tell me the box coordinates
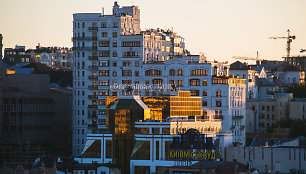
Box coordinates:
[1,0,306,63]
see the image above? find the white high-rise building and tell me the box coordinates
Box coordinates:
[72,2,246,156]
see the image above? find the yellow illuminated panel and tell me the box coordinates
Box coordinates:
[170,91,202,117]
[6,69,16,75]
[141,97,170,120]
[228,78,245,85]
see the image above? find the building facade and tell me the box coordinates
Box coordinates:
[72,2,247,156]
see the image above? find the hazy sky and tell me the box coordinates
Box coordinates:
[1,0,306,62]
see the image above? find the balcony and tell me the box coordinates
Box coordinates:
[88,65,98,70]
[232,115,243,120]
[213,115,223,120]
[88,75,98,80]
[72,37,97,41]
[88,56,98,61]
[72,47,96,51]
[88,27,98,31]
[88,105,98,109]
[88,123,98,128]
[88,95,98,99]
[88,85,98,90]
[88,113,98,119]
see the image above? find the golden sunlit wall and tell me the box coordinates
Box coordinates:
[141,97,170,120]
[170,91,202,117]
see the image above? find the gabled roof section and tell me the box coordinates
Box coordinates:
[229,61,249,70]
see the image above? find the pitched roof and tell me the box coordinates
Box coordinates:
[229,61,249,70]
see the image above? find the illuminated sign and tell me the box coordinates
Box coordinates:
[169,150,215,160]
[169,128,216,161]
[110,83,175,91]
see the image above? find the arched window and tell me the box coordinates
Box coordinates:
[145,69,162,76]
[169,69,175,76]
[216,91,222,97]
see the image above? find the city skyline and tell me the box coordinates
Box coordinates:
[1,0,306,62]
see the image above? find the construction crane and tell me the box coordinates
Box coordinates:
[232,51,267,62]
[269,29,296,58]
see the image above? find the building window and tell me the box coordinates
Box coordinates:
[169,80,175,85]
[99,60,109,67]
[123,51,139,58]
[190,69,208,76]
[122,80,132,84]
[135,61,139,67]
[169,69,175,76]
[152,79,163,85]
[113,42,117,47]
[113,51,117,57]
[99,70,109,76]
[190,79,200,86]
[123,61,132,67]
[99,50,109,57]
[102,32,108,37]
[202,100,207,106]
[145,69,162,76]
[135,71,139,76]
[216,101,222,107]
[202,80,207,86]
[122,70,132,76]
[122,41,141,47]
[216,91,222,97]
[113,61,117,67]
[203,91,207,96]
[99,90,109,96]
[101,22,106,28]
[113,22,118,28]
[177,80,183,87]
[99,41,109,47]
[112,32,117,37]
[190,90,199,96]
[177,69,183,76]
[262,106,265,111]
[99,80,109,86]
[113,71,117,76]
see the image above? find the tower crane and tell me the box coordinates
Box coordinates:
[269,29,296,58]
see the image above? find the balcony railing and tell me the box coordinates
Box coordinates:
[88,65,98,70]
[88,56,98,61]
[88,123,98,127]
[88,75,98,80]
[213,115,223,120]
[232,115,243,120]
[88,105,98,109]
[88,85,98,90]
[88,27,98,31]
[72,37,97,41]
[88,95,98,99]
[72,47,96,51]
[88,113,98,119]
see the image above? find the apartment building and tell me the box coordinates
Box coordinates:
[3,46,31,65]
[72,2,246,156]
